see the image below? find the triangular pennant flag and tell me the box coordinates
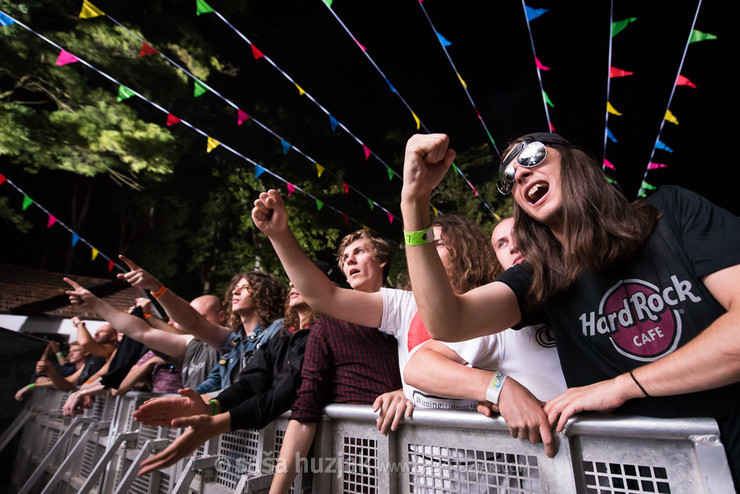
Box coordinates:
[236,109,249,125]
[362,145,371,160]
[366,198,375,211]
[323,0,334,7]
[255,165,265,178]
[140,42,158,56]
[196,0,214,16]
[436,32,452,46]
[609,66,633,78]
[549,122,556,132]
[206,137,220,153]
[91,248,99,261]
[294,83,306,96]
[606,175,618,185]
[471,185,479,197]
[411,111,420,130]
[329,115,339,131]
[287,183,295,197]
[603,159,616,170]
[342,182,350,194]
[543,90,554,108]
[648,162,667,170]
[251,44,264,59]
[315,199,324,211]
[606,128,618,143]
[456,73,467,89]
[664,109,679,125]
[108,260,115,272]
[607,101,622,116]
[71,233,80,246]
[655,140,673,153]
[281,139,291,154]
[689,30,717,43]
[193,80,208,98]
[117,85,135,102]
[612,17,637,37]
[0,173,6,185]
[535,57,550,71]
[354,38,366,51]
[79,0,104,18]
[525,6,549,22]
[166,113,181,126]
[46,214,57,228]
[432,206,439,217]
[640,181,657,191]
[387,212,394,224]
[385,78,397,94]
[315,163,324,177]
[22,195,33,211]
[0,11,16,26]
[386,166,394,181]
[342,214,349,225]
[56,50,79,66]
[676,75,696,88]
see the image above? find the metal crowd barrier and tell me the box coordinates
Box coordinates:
[3,388,734,493]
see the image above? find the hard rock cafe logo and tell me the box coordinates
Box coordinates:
[578,275,701,362]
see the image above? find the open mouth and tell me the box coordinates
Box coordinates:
[526,182,549,204]
[348,268,361,277]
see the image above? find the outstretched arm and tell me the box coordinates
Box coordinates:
[65,278,189,360]
[545,264,740,431]
[71,316,114,358]
[116,256,229,349]
[133,388,210,426]
[252,189,383,327]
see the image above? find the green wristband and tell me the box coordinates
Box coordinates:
[209,399,219,416]
[28,383,35,389]
[404,227,434,246]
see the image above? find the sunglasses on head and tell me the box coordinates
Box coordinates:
[497,141,548,195]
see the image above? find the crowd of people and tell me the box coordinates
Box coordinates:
[18,131,739,491]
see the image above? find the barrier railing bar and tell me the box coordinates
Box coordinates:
[0,409,31,453]
[171,455,219,494]
[78,431,139,494]
[112,438,169,494]
[40,420,108,494]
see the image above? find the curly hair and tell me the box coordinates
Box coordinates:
[336,229,392,282]
[504,137,659,307]
[432,214,498,293]
[224,271,287,330]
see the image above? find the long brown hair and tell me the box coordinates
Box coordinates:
[432,214,498,293]
[506,139,659,307]
[224,271,287,330]
[280,295,319,335]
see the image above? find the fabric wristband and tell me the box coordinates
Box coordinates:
[56,352,64,360]
[209,399,219,416]
[485,371,508,406]
[629,370,650,397]
[28,383,35,389]
[151,285,168,299]
[404,227,434,246]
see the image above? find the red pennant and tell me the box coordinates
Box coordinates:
[108,260,114,272]
[251,44,264,59]
[343,182,350,194]
[140,42,158,56]
[166,114,181,126]
[676,75,697,88]
[609,66,634,78]
[0,173,6,186]
[342,214,349,225]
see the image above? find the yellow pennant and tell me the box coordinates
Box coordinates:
[79,0,105,18]
[206,137,220,153]
[606,101,622,116]
[91,248,99,261]
[295,83,306,96]
[315,163,325,177]
[457,73,467,89]
[411,111,420,130]
[664,109,679,125]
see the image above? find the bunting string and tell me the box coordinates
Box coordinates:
[601,0,616,172]
[75,1,403,227]
[415,0,500,157]
[320,0,499,218]
[521,1,554,132]
[0,10,385,230]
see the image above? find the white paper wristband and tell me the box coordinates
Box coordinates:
[485,371,508,405]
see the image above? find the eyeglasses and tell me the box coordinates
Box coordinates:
[497,141,548,195]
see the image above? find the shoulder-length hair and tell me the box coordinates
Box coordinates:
[432,214,499,293]
[224,271,287,330]
[506,138,659,307]
[280,295,319,336]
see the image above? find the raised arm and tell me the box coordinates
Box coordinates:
[252,189,383,327]
[64,278,189,360]
[116,256,229,349]
[400,134,520,341]
[545,263,740,430]
[71,316,114,357]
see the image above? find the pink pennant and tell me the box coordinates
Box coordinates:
[609,66,633,78]
[56,50,79,66]
[648,162,667,170]
[140,42,158,56]
[387,212,394,224]
[471,186,479,197]
[166,114,181,126]
[535,57,550,71]
[237,109,250,125]
[287,183,295,196]
[354,38,366,52]
[46,214,57,228]
[342,214,349,225]
[676,75,696,88]
[251,44,264,59]
[603,159,616,170]
[362,145,371,160]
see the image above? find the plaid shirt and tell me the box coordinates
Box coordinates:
[290,315,401,423]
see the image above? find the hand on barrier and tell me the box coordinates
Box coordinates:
[133,388,209,426]
[373,389,413,434]
[544,377,627,433]
[497,377,558,458]
[63,390,86,417]
[137,413,231,477]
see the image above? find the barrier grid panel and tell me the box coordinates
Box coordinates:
[582,460,671,494]
[216,429,261,489]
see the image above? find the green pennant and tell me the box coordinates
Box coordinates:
[196,0,214,15]
[117,85,135,102]
[386,166,394,181]
[323,0,333,7]
[194,80,208,98]
[640,180,657,191]
[689,30,717,43]
[543,90,554,108]
[315,199,324,211]
[366,198,374,211]
[22,195,33,211]
[612,17,637,37]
